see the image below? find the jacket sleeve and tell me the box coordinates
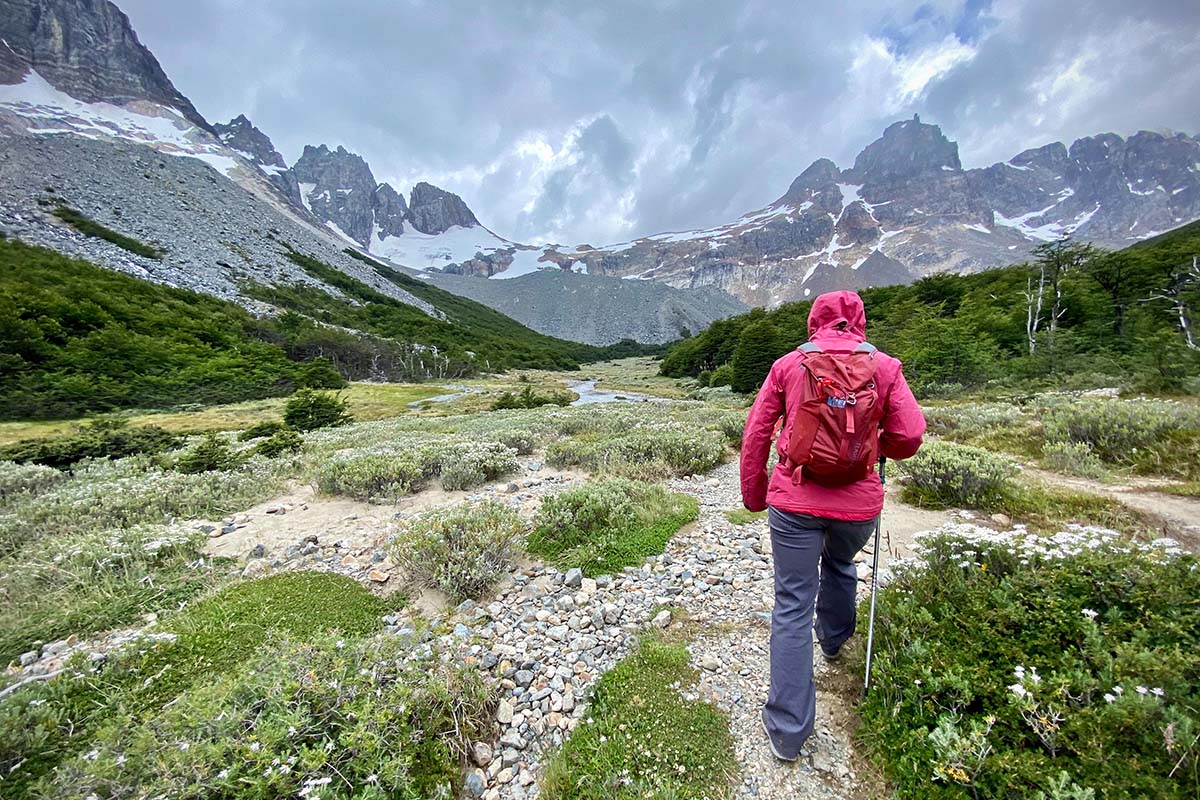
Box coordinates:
[740,364,785,512]
[879,367,926,461]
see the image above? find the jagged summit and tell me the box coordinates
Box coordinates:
[843,115,962,183]
[213,115,286,169]
[408,181,479,234]
[0,0,212,132]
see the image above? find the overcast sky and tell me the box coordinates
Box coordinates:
[120,0,1200,246]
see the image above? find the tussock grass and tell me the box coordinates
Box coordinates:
[541,637,736,800]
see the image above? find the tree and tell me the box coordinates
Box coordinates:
[1027,238,1096,358]
[1144,255,1200,351]
[1084,249,1144,339]
[731,319,783,394]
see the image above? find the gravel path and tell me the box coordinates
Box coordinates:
[452,460,946,799]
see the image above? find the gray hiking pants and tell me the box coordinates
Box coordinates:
[763,507,877,756]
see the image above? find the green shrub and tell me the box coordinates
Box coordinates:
[174,434,242,474]
[391,501,523,602]
[44,633,490,800]
[237,420,287,441]
[495,428,537,455]
[491,385,573,410]
[541,637,735,800]
[250,428,303,458]
[1041,440,1107,480]
[292,356,347,389]
[284,389,352,432]
[528,479,698,575]
[696,369,712,387]
[0,461,63,502]
[900,440,1017,509]
[0,419,181,469]
[52,205,165,259]
[546,428,726,478]
[854,524,1197,799]
[708,363,735,388]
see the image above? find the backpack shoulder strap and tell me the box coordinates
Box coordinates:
[798,341,822,354]
[854,341,877,354]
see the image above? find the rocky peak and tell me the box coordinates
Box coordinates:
[213,114,286,169]
[0,0,212,132]
[1009,141,1069,171]
[288,144,379,244]
[408,181,479,234]
[780,158,842,204]
[844,114,961,184]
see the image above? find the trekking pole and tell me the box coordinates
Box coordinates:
[864,456,886,693]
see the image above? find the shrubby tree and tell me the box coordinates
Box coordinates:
[731,318,783,394]
[284,389,352,432]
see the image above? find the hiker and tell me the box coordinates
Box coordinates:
[739,289,925,762]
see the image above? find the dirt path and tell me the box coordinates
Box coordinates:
[1020,466,1200,551]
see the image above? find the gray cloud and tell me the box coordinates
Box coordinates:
[120,0,1200,245]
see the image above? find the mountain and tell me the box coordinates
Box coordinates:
[213,114,286,169]
[423,269,747,345]
[525,116,1200,306]
[0,0,211,131]
[0,0,739,349]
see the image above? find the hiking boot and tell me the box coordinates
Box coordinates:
[760,708,798,762]
[820,642,842,661]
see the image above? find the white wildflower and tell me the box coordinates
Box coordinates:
[1081,608,1098,619]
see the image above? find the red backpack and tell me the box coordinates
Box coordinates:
[782,341,884,486]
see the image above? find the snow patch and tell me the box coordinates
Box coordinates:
[492,248,552,280]
[962,223,991,234]
[1004,161,1032,172]
[0,69,241,177]
[324,220,359,245]
[297,183,316,214]
[369,224,516,272]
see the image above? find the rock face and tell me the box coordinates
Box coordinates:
[213,115,286,169]
[0,0,211,131]
[288,143,382,244]
[408,181,479,234]
[425,269,748,345]
[532,115,1200,306]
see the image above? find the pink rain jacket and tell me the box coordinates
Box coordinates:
[739,291,925,521]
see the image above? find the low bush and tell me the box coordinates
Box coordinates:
[0,572,396,797]
[1041,440,1107,480]
[251,428,303,458]
[237,420,287,441]
[1042,398,1200,477]
[546,428,726,478]
[854,524,1197,799]
[529,480,698,575]
[0,523,211,665]
[390,501,523,602]
[46,634,490,800]
[0,461,63,502]
[314,439,518,500]
[541,637,736,800]
[315,451,427,501]
[284,389,352,432]
[0,419,180,469]
[174,433,242,474]
[899,441,1018,510]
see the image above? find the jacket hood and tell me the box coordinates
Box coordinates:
[807,290,867,339]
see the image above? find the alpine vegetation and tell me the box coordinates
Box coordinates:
[856,524,1197,799]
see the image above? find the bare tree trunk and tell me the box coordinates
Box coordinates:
[1024,269,1046,355]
